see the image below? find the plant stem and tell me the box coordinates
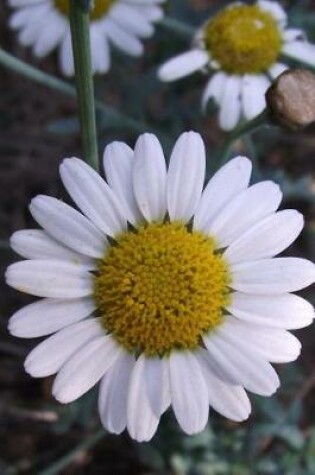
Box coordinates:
[0,48,163,133]
[282,53,315,73]
[38,429,105,475]
[0,47,164,136]
[0,47,76,97]
[69,0,99,170]
[216,111,269,168]
[160,17,194,39]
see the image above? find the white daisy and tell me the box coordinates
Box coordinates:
[8,0,165,76]
[6,132,315,442]
[158,1,315,131]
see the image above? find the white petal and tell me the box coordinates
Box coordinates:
[158,50,209,82]
[109,3,154,38]
[102,18,144,57]
[167,132,205,222]
[10,230,95,269]
[219,317,301,363]
[98,352,135,434]
[224,210,304,264]
[90,24,110,74]
[282,41,315,67]
[18,19,43,47]
[30,195,106,258]
[169,351,209,435]
[202,72,227,109]
[207,181,282,248]
[268,62,288,79]
[282,28,306,42]
[218,76,242,131]
[24,319,103,377]
[133,133,167,221]
[133,5,164,21]
[231,258,315,293]
[9,0,45,6]
[60,158,127,238]
[197,350,251,422]
[194,156,252,233]
[228,292,314,329]
[203,332,280,396]
[144,357,170,417]
[8,297,95,338]
[33,11,67,57]
[127,355,159,442]
[59,31,75,77]
[242,75,270,121]
[9,3,51,30]
[5,260,93,298]
[258,0,287,25]
[53,335,122,403]
[103,141,142,225]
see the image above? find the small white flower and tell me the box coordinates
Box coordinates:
[158,0,315,131]
[6,132,315,442]
[8,0,165,76]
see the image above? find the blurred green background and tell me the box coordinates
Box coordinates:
[0,0,314,473]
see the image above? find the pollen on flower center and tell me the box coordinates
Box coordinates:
[94,222,231,356]
[203,5,282,74]
[54,0,116,20]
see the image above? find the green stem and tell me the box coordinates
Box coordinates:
[0,48,171,141]
[69,0,99,170]
[0,47,76,97]
[217,111,269,168]
[243,135,263,181]
[281,53,315,73]
[159,17,194,39]
[38,429,104,475]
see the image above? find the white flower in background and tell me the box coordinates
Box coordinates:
[8,0,165,76]
[6,132,315,442]
[158,0,315,131]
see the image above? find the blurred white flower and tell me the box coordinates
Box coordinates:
[158,1,315,131]
[6,132,315,442]
[8,0,165,76]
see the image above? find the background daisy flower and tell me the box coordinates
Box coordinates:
[6,132,315,442]
[8,0,165,76]
[158,0,315,131]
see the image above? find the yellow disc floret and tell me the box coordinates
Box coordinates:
[204,5,282,74]
[94,222,231,356]
[54,0,116,20]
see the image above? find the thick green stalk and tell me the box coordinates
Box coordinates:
[0,48,164,136]
[69,0,99,170]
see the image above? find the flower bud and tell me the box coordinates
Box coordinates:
[266,69,315,130]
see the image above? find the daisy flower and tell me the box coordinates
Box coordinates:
[6,132,315,442]
[8,0,165,76]
[158,1,315,131]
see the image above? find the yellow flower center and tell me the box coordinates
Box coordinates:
[54,0,116,20]
[94,222,231,356]
[204,5,282,74]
